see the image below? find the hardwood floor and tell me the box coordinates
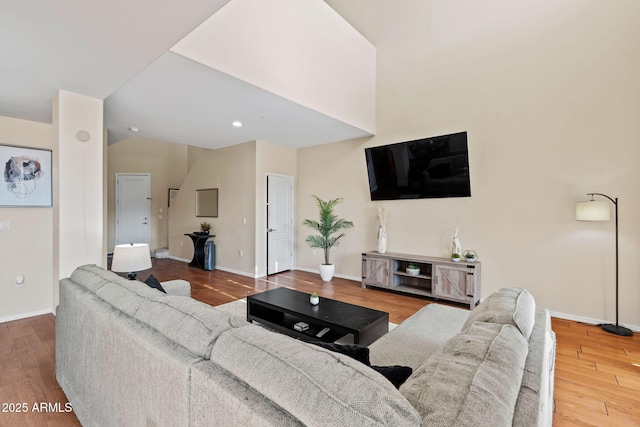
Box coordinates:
[1,258,639,426]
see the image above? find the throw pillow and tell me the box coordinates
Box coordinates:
[144,275,166,293]
[309,341,412,389]
[309,342,370,365]
[371,365,413,389]
[462,287,536,341]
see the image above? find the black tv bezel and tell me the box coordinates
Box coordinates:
[364,131,471,201]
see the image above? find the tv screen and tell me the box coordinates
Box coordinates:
[365,131,471,200]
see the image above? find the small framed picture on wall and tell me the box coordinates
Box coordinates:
[0,144,53,207]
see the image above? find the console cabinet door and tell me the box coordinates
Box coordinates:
[433,265,473,304]
[362,256,391,288]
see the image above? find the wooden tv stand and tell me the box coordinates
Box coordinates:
[361,252,481,309]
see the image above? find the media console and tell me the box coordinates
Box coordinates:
[362,251,481,309]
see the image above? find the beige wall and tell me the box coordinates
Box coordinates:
[0,116,55,321]
[107,136,188,252]
[301,0,640,329]
[168,142,257,276]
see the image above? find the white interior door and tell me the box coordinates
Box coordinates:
[116,173,151,246]
[267,174,293,275]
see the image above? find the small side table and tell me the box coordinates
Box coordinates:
[184,233,215,269]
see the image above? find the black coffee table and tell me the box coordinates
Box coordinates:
[247,288,389,346]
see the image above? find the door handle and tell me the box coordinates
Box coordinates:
[267,228,277,232]
[142,222,148,225]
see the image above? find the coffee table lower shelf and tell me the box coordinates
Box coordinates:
[249,311,348,343]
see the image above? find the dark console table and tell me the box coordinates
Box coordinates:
[185,233,215,269]
[247,288,389,346]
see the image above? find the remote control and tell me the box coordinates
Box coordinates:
[316,327,330,338]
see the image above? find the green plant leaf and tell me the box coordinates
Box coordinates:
[303,195,354,265]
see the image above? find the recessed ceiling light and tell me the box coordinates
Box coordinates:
[128,127,139,132]
[231,121,243,127]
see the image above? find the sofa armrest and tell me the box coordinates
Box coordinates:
[160,279,191,297]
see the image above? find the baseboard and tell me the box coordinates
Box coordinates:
[167,255,191,263]
[0,308,55,324]
[549,310,640,333]
[214,266,259,279]
[293,266,361,282]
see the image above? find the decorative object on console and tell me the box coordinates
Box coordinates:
[576,193,633,337]
[376,206,387,253]
[310,292,319,305]
[464,250,478,263]
[451,226,462,261]
[111,243,152,280]
[303,195,354,281]
[200,221,211,235]
[406,263,420,275]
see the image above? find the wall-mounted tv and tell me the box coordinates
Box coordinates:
[365,131,471,200]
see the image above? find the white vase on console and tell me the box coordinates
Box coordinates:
[377,225,387,254]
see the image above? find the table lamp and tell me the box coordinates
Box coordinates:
[111,243,152,280]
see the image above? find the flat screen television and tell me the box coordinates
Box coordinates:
[365,131,471,200]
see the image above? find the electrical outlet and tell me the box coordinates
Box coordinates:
[0,220,10,231]
[239,250,244,257]
[180,241,183,247]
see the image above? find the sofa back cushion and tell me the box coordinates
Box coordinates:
[69,264,248,359]
[462,287,536,340]
[209,324,421,426]
[400,322,529,427]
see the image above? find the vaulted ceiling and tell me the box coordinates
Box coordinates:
[0,0,374,149]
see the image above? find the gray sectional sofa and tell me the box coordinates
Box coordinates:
[56,265,555,426]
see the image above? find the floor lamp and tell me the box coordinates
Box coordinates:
[576,193,633,336]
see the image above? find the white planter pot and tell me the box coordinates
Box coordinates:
[319,264,335,281]
[406,267,420,276]
[310,295,319,305]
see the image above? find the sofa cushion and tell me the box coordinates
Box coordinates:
[70,265,247,359]
[134,296,248,359]
[400,322,529,427]
[210,324,422,426]
[462,288,536,340]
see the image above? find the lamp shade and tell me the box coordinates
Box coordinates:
[111,243,152,273]
[576,200,610,221]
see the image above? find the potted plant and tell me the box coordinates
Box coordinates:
[452,253,461,262]
[406,263,420,275]
[464,250,478,263]
[303,195,354,281]
[310,292,319,305]
[200,222,211,235]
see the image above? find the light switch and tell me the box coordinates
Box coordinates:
[0,220,10,231]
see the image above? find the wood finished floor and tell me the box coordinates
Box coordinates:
[0,258,639,426]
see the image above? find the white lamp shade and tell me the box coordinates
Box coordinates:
[576,200,610,221]
[111,243,152,273]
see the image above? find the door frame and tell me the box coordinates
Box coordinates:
[115,173,151,247]
[266,173,294,275]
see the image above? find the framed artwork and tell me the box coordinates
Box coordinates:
[195,188,218,217]
[168,188,179,207]
[1,144,52,207]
